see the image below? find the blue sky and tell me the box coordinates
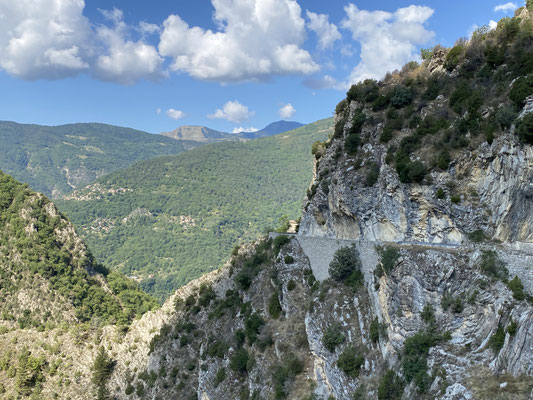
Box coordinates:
[0,0,524,133]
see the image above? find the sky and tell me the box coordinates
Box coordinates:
[0,0,525,133]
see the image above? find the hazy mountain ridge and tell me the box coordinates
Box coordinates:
[160,120,304,143]
[0,121,200,198]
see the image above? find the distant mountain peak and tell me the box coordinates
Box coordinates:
[161,120,305,143]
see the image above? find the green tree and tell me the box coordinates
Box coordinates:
[329,246,362,281]
[92,347,114,400]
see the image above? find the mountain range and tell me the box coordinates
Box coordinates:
[160,120,304,143]
[57,118,332,300]
[0,121,199,198]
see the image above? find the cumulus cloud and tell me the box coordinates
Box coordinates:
[306,11,341,50]
[139,21,160,36]
[494,2,518,12]
[0,0,92,79]
[232,126,259,133]
[166,108,185,120]
[159,0,319,82]
[279,103,296,119]
[0,1,164,84]
[341,4,435,85]
[208,101,254,123]
[92,8,165,84]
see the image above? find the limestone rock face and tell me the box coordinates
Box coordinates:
[300,102,533,246]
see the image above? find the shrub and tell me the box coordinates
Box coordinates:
[337,346,364,378]
[441,293,454,311]
[445,45,464,71]
[389,86,414,108]
[323,323,345,352]
[496,106,517,129]
[345,133,361,154]
[380,247,400,273]
[401,329,448,393]
[235,329,246,348]
[350,110,367,135]
[417,115,450,136]
[230,348,249,373]
[15,348,46,397]
[329,246,362,282]
[468,229,487,243]
[344,270,364,290]
[334,118,346,138]
[273,235,291,255]
[516,114,533,144]
[287,280,296,291]
[450,195,461,204]
[335,99,348,115]
[452,298,464,314]
[198,284,216,307]
[488,326,506,353]
[479,250,508,281]
[207,340,228,359]
[377,370,404,400]
[214,368,226,387]
[510,76,533,109]
[421,304,435,324]
[92,347,114,400]
[284,255,294,264]
[268,293,282,319]
[244,313,265,344]
[272,353,303,399]
[450,81,473,115]
[370,318,380,343]
[381,115,403,143]
[508,276,525,300]
[372,95,389,111]
[365,162,380,187]
[436,188,445,199]
[436,149,451,170]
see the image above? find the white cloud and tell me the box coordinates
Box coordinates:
[0,1,164,84]
[232,126,259,133]
[306,11,341,51]
[139,21,160,36]
[93,8,165,85]
[279,103,296,119]
[159,0,319,82]
[489,20,498,29]
[0,0,92,79]
[156,108,162,114]
[166,108,185,120]
[341,4,435,85]
[494,2,518,12]
[208,101,254,123]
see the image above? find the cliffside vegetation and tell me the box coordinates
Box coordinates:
[329,7,532,187]
[0,170,158,328]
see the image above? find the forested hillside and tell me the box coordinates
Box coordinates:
[57,119,333,300]
[0,121,199,198]
[0,170,158,327]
